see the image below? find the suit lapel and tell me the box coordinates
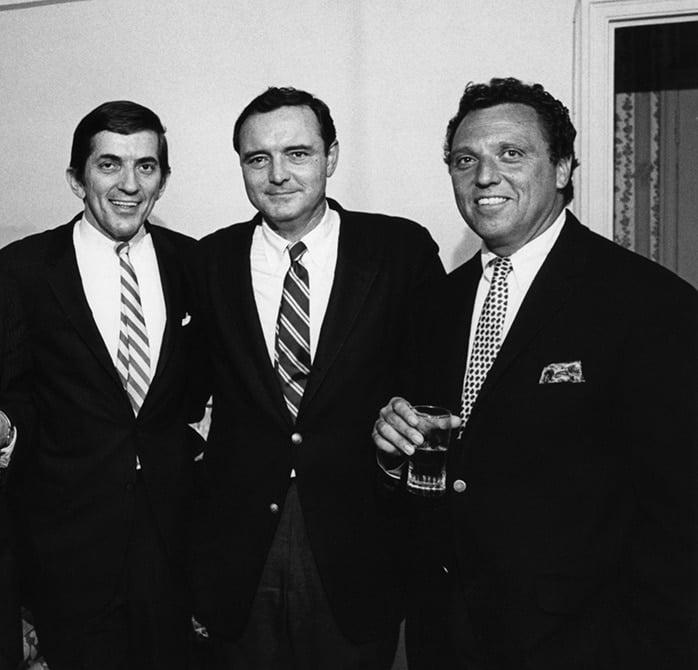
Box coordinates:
[442,255,482,411]
[45,217,125,393]
[300,206,379,411]
[148,225,180,384]
[473,213,590,408]
[217,220,292,428]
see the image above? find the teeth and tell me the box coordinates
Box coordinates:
[111,200,138,208]
[477,197,507,205]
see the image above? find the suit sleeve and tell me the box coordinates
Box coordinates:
[184,240,215,426]
[396,224,447,402]
[376,224,446,494]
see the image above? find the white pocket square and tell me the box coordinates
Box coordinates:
[539,360,585,384]
[181,312,191,326]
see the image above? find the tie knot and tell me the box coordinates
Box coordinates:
[489,256,512,281]
[288,241,307,264]
[116,242,130,259]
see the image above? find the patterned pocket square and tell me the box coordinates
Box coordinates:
[539,360,585,384]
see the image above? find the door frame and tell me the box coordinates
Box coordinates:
[573,0,698,238]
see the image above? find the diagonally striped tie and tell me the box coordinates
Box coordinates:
[115,242,151,416]
[275,241,310,422]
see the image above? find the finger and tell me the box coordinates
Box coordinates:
[379,409,424,446]
[374,418,418,456]
[389,397,420,427]
[372,430,405,459]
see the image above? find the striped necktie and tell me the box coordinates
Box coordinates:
[115,242,151,415]
[275,241,311,422]
[459,256,512,437]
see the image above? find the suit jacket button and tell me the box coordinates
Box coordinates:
[453,479,467,493]
[291,432,303,445]
[269,503,280,514]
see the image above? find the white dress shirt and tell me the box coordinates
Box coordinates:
[73,216,166,378]
[251,203,340,364]
[465,209,567,369]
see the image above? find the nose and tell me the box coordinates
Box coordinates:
[475,157,501,187]
[118,167,138,193]
[268,158,289,185]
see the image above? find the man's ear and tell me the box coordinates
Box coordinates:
[157,172,169,201]
[66,168,86,200]
[555,156,573,191]
[326,140,339,178]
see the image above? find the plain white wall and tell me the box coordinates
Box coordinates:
[0,0,577,271]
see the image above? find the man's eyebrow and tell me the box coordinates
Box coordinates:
[95,153,122,162]
[240,149,268,161]
[94,154,159,164]
[241,144,315,161]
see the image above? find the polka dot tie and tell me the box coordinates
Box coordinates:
[459,256,512,437]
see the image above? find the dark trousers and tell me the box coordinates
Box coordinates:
[34,478,191,670]
[203,482,399,670]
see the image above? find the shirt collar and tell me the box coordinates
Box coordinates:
[479,209,567,288]
[260,201,339,274]
[76,214,149,255]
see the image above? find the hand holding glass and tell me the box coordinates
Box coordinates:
[406,405,452,497]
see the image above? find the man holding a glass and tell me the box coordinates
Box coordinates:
[374,78,698,669]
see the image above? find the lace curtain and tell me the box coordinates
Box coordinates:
[613,90,662,260]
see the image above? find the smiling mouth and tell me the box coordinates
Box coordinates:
[110,199,140,210]
[475,196,508,206]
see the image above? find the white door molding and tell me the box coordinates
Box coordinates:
[573,0,698,238]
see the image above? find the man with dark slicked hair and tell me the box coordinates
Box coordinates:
[190,86,444,668]
[374,78,698,669]
[0,100,201,670]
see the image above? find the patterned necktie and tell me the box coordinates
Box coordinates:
[115,242,151,415]
[459,256,512,436]
[275,241,311,421]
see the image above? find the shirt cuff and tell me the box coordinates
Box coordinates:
[376,452,407,480]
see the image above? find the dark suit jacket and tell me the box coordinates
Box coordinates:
[0,214,200,629]
[0,279,30,670]
[190,199,444,643]
[410,212,698,669]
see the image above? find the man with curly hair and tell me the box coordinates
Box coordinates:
[374,78,698,669]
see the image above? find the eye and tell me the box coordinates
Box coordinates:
[245,155,269,168]
[98,160,117,172]
[138,163,158,174]
[288,150,309,161]
[452,155,475,170]
[501,148,523,161]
